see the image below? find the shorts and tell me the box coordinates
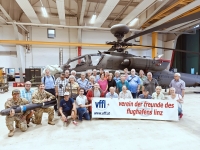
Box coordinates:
[63,109,72,117]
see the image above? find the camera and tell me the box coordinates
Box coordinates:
[59,84,63,88]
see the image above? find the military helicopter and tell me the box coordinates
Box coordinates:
[62,11,200,88]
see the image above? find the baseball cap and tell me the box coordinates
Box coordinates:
[64,92,70,96]
[12,89,20,94]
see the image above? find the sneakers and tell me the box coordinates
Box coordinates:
[8,130,14,137]
[72,120,78,126]
[48,121,55,125]
[179,113,183,119]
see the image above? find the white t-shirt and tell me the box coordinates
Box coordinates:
[119,90,133,99]
[76,95,88,108]
[168,94,182,108]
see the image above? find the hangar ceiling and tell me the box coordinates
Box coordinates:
[0,0,199,32]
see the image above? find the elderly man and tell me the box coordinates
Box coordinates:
[116,74,129,93]
[71,70,78,80]
[42,69,55,95]
[138,89,152,99]
[20,81,35,125]
[32,83,56,125]
[5,89,32,137]
[86,70,92,80]
[113,71,121,82]
[55,73,68,116]
[142,72,159,95]
[169,73,185,98]
[106,87,118,98]
[20,81,35,103]
[124,68,129,79]
[59,92,77,126]
[77,72,89,94]
[128,69,140,98]
[92,69,100,82]
[65,70,70,79]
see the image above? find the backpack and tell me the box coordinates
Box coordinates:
[43,75,55,85]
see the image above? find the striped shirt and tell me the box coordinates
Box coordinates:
[55,77,68,96]
[20,88,35,103]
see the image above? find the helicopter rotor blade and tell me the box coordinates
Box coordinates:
[124,11,200,42]
[132,44,200,55]
[108,46,115,51]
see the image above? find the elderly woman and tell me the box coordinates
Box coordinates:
[86,83,104,113]
[85,75,96,92]
[119,85,133,99]
[66,75,80,100]
[70,70,78,80]
[168,87,184,119]
[107,73,116,91]
[98,73,108,96]
[152,86,165,100]
[86,70,92,80]
[113,70,121,82]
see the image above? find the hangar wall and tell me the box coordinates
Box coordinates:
[0,25,166,73]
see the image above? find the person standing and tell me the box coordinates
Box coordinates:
[55,73,68,116]
[116,75,129,93]
[127,69,140,98]
[5,89,32,137]
[142,72,158,95]
[124,68,129,79]
[70,70,78,80]
[169,73,185,98]
[59,92,78,125]
[113,71,121,82]
[92,69,100,82]
[77,72,89,94]
[42,69,55,95]
[98,73,108,96]
[66,75,80,100]
[107,73,116,91]
[32,83,55,125]
[65,70,70,79]
[138,70,147,96]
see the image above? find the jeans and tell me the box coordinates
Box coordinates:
[131,93,137,98]
[178,107,182,116]
[77,107,90,121]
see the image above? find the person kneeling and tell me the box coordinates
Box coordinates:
[5,89,32,137]
[59,92,77,126]
[76,88,91,121]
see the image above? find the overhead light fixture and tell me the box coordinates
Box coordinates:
[194,24,199,28]
[90,14,97,24]
[129,18,139,27]
[41,7,48,17]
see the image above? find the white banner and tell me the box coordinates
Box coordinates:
[92,98,179,121]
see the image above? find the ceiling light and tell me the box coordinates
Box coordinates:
[129,18,139,27]
[41,7,48,17]
[90,14,97,24]
[194,24,199,28]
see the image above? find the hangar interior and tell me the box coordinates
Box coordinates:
[0,0,200,149]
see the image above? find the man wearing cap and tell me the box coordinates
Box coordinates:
[32,83,56,125]
[59,92,77,126]
[5,89,32,137]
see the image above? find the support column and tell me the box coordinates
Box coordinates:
[140,36,143,45]
[13,23,24,82]
[78,28,82,64]
[152,32,157,58]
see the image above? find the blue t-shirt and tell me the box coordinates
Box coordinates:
[127,75,141,93]
[60,98,74,112]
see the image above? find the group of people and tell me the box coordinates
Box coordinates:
[4,68,185,137]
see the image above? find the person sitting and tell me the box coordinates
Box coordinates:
[32,83,55,125]
[5,89,33,137]
[76,88,91,121]
[168,87,184,119]
[106,87,118,98]
[119,86,133,99]
[59,92,77,126]
[138,89,152,99]
[152,86,165,100]
[86,83,104,114]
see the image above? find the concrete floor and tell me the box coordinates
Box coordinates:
[0,86,200,150]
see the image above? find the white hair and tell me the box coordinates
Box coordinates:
[131,69,135,72]
[156,86,162,90]
[69,75,75,80]
[147,72,152,76]
[81,72,86,76]
[115,71,120,74]
[87,70,92,73]
[174,73,181,77]
[105,70,109,73]
[65,70,69,73]
[71,70,76,74]
[170,87,176,91]
[89,75,95,80]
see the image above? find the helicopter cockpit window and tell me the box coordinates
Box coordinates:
[90,56,101,66]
